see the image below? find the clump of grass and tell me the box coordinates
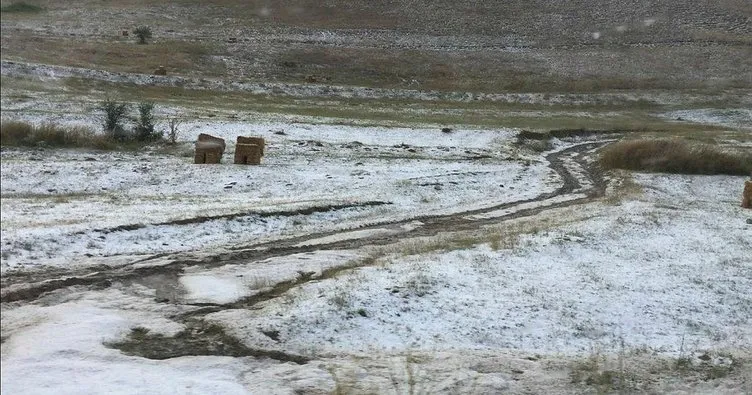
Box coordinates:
[1,2,43,13]
[600,139,752,176]
[1,121,116,149]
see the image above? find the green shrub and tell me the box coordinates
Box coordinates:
[600,139,752,176]
[134,102,162,142]
[98,98,130,141]
[1,2,43,13]
[133,26,153,44]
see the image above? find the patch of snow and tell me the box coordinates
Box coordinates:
[0,290,254,395]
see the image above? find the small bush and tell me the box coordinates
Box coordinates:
[600,139,752,176]
[515,131,553,152]
[1,2,43,13]
[99,98,130,141]
[134,102,162,142]
[517,130,550,140]
[133,26,153,44]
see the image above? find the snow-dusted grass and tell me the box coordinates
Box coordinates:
[1,153,750,394]
[207,174,751,358]
[0,121,557,271]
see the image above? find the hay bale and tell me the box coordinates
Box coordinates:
[154,66,167,76]
[742,180,752,209]
[194,145,223,164]
[197,133,226,154]
[122,30,129,37]
[237,136,265,156]
[234,143,262,165]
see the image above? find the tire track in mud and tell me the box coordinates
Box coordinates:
[106,140,611,362]
[0,141,608,304]
[84,201,390,235]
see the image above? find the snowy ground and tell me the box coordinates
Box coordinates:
[2,170,750,394]
[2,86,751,394]
[171,173,752,362]
[207,174,751,357]
[1,121,559,271]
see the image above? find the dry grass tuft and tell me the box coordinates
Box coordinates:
[1,121,115,150]
[600,139,752,176]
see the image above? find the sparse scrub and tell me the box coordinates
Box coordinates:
[1,2,43,13]
[328,291,351,309]
[133,26,153,44]
[600,139,752,175]
[166,117,181,144]
[604,171,644,205]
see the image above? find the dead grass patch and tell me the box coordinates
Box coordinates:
[0,120,116,149]
[603,171,644,205]
[0,120,169,150]
[600,139,752,176]
[1,34,225,76]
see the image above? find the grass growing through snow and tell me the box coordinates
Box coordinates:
[600,139,752,176]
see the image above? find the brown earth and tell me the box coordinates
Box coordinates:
[2,0,751,92]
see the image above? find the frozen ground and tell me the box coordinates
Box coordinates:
[0,121,560,272]
[2,171,750,394]
[207,174,751,357]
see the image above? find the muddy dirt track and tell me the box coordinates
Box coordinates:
[0,140,610,305]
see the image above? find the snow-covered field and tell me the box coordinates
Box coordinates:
[1,122,559,271]
[2,165,750,394]
[1,113,750,393]
[208,174,751,356]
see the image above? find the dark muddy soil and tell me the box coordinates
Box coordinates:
[109,320,310,364]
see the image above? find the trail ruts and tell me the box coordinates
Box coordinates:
[1,141,610,304]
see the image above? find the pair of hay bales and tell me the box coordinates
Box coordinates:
[194,133,264,165]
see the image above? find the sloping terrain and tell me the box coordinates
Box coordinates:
[2,0,751,91]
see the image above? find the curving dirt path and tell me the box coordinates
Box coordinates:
[0,140,610,304]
